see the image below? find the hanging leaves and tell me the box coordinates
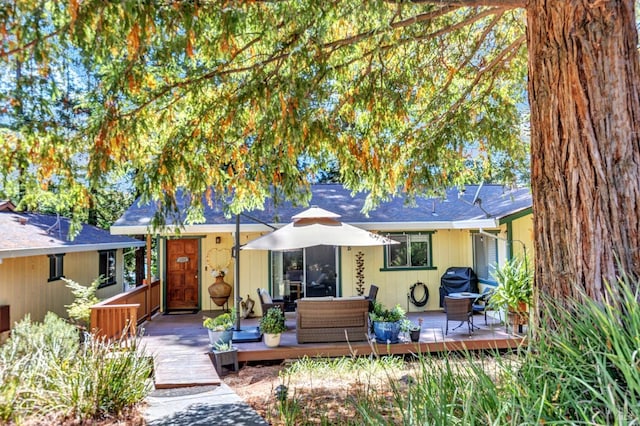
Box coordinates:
[1,0,529,227]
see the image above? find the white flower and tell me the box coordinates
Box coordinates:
[211,268,228,278]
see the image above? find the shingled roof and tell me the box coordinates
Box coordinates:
[111,184,532,235]
[0,212,145,259]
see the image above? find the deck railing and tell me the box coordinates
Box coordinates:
[90,279,160,340]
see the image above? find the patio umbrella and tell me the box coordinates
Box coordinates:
[242,206,398,250]
[234,207,396,342]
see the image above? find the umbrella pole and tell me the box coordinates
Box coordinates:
[232,213,262,342]
[234,214,241,331]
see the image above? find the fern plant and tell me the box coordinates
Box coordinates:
[489,257,533,311]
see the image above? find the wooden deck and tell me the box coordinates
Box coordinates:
[140,309,526,388]
[140,312,221,389]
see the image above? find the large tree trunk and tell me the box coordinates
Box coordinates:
[527,0,640,311]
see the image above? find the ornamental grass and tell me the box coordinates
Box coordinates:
[0,313,152,424]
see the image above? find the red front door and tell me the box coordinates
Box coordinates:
[166,239,199,311]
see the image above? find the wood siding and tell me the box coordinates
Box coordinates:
[153,217,534,316]
[0,250,125,327]
[511,215,534,262]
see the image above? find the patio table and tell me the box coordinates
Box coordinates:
[448,292,482,300]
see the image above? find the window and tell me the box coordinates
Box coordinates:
[384,233,434,269]
[473,233,498,282]
[48,254,65,282]
[98,250,116,288]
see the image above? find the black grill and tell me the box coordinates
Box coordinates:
[439,267,478,307]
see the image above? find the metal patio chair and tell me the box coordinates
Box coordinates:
[444,296,474,335]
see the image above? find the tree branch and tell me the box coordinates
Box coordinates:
[325,5,457,50]
[120,5,519,120]
[386,0,525,7]
[432,34,526,128]
[1,29,63,59]
[327,7,506,76]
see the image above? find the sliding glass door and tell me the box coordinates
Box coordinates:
[271,246,338,302]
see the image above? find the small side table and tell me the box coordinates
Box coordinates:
[211,349,239,376]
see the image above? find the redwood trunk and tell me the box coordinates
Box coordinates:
[527,0,640,311]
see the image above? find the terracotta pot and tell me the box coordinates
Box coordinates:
[208,276,232,307]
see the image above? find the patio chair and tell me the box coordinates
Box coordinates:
[444,296,474,335]
[257,288,285,316]
[472,287,498,325]
[366,284,379,311]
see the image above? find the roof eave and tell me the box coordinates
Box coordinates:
[110,223,272,235]
[111,220,501,235]
[0,241,146,260]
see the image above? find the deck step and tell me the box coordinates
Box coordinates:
[153,352,221,389]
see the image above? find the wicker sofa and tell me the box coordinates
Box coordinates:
[296,296,370,343]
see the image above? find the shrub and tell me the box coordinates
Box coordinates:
[507,273,640,424]
[64,277,101,329]
[0,313,152,423]
[203,308,236,331]
[369,300,405,323]
[259,307,286,334]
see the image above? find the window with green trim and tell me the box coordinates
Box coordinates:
[385,234,432,268]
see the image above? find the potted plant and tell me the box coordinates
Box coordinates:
[369,301,406,343]
[259,307,286,347]
[211,341,239,375]
[203,308,236,348]
[401,318,422,342]
[489,257,533,327]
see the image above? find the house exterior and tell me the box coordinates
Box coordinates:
[0,206,145,333]
[111,184,533,316]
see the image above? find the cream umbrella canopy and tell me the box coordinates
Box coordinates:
[235,207,396,342]
[242,207,398,250]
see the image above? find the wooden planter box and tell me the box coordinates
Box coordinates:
[211,349,239,376]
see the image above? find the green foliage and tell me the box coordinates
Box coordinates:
[0,313,152,423]
[506,273,640,424]
[400,318,420,332]
[259,307,287,334]
[2,1,529,228]
[213,341,234,352]
[354,272,640,424]
[2,312,79,363]
[369,300,406,323]
[64,277,101,328]
[203,308,236,331]
[489,256,533,311]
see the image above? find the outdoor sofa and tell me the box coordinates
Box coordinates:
[295,296,370,343]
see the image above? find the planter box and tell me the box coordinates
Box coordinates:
[211,348,239,376]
